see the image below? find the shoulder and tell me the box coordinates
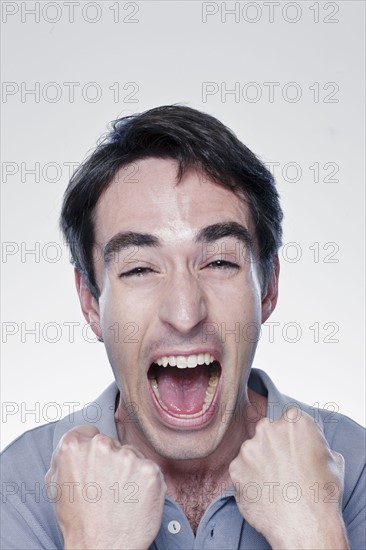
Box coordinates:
[280,392,365,527]
[319,407,365,461]
[319,408,365,509]
[293,400,365,479]
[0,382,119,549]
[1,381,119,479]
[1,421,57,480]
[0,422,63,550]
[279,395,365,502]
[252,369,365,517]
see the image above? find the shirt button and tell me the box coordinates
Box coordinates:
[167,520,181,534]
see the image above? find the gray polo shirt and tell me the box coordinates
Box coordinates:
[1,369,365,549]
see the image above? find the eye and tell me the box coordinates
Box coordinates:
[120,267,154,278]
[206,260,240,270]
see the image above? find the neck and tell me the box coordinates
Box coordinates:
[115,387,267,492]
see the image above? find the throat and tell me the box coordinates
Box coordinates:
[148,362,220,415]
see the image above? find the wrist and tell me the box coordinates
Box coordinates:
[266,512,349,550]
[267,527,350,550]
[64,535,149,550]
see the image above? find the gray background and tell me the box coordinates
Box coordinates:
[1,0,365,449]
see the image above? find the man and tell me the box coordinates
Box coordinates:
[1,106,364,549]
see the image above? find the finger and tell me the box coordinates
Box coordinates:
[281,406,302,423]
[68,424,101,439]
[88,432,124,452]
[281,407,326,439]
[301,409,326,436]
[120,444,146,459]
[332,450,345,471]
[55,424,100,451]
[51,425,101,469]
[44,468,52,486]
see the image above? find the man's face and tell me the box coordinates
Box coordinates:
[84,157,276,460]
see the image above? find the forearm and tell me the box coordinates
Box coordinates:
[64,530,149,550]
[268,514,350,550]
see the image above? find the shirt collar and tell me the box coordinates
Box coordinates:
[53,368,322,450]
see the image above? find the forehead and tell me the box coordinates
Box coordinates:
[93,157,252,246]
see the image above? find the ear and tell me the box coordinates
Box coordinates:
[261,256,280,324]
[74,269,102,339]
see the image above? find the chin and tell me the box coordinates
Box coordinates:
[146,426,223,462]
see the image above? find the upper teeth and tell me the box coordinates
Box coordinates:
[155,353,215,369]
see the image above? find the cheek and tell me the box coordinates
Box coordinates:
[98,284,145,381]
[213,277,262,324]
[98,289,131,363]
[240,266,263,321]
[98,278,132,329]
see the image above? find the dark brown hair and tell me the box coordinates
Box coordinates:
[60,105,283,298]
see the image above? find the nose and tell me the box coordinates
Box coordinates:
[158,269,208,335]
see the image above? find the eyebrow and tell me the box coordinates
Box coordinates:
[104,232,159,267]
[195,222,253,250]
[103,222,253,267]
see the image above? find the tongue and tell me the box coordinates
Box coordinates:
[155,365,210,414]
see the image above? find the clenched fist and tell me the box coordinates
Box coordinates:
[229,408,349,549]
[44,425,167,550]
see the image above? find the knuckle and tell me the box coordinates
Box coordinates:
[93,433,113,447]
[239,438,253,455]
[239,442,256,463]
[57,425,100,454]
[332,450,345,467]
[240,438,250,451]
[255,417,269,431]
[76,424,100,439]
[120,446,138,461]
[44,469,51,485]
[228,460,237,478]
[140,459,161,477]
[282,406,300,420]
[59,430,81,450]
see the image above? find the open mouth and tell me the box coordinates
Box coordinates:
[148,353,221,418]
